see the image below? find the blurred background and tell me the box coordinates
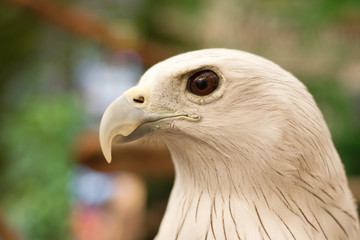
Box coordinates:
[0,0,359,239]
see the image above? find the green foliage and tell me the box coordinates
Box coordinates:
[136,0,205,47]
[253,0,360,26]
[0,3,41,93]
[0,94,84,239]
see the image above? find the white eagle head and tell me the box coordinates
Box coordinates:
[99,49,359,239]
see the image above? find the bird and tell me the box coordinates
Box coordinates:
[99,49,360,239]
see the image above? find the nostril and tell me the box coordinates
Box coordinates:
[133,96,145,104]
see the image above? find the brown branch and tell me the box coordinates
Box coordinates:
[74,131,175,179]
[0,211,22,240]
[5,0,179,66]
[6,0,136,49]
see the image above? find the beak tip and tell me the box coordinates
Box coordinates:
[99,132,113,164]
[103,147,111,163]
[104,149,112,163]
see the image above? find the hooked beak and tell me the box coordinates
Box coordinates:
[99,86,199,163]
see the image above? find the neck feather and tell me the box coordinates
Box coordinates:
[153,136,359,240]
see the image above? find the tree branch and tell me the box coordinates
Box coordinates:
[5,0,177,66]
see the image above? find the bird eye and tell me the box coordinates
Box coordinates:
[187,70,219,96]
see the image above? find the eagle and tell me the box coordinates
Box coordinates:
[99,49,360,239]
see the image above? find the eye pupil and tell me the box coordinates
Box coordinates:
[187,70,219,96]
[195,78,208,90]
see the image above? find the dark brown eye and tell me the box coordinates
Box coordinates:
[187,70,219,96]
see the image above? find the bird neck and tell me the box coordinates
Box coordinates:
[155,135,359,240]
[165,135,283,195]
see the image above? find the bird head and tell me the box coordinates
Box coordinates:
[99,48,358,240]
[99,49,339,189]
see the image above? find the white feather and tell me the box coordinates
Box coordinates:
[136,49,359,239]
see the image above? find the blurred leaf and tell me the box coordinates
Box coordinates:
[0,94,84,239]
[0,3,42,93]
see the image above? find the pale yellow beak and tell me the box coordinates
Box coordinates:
[99,86,199,163]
